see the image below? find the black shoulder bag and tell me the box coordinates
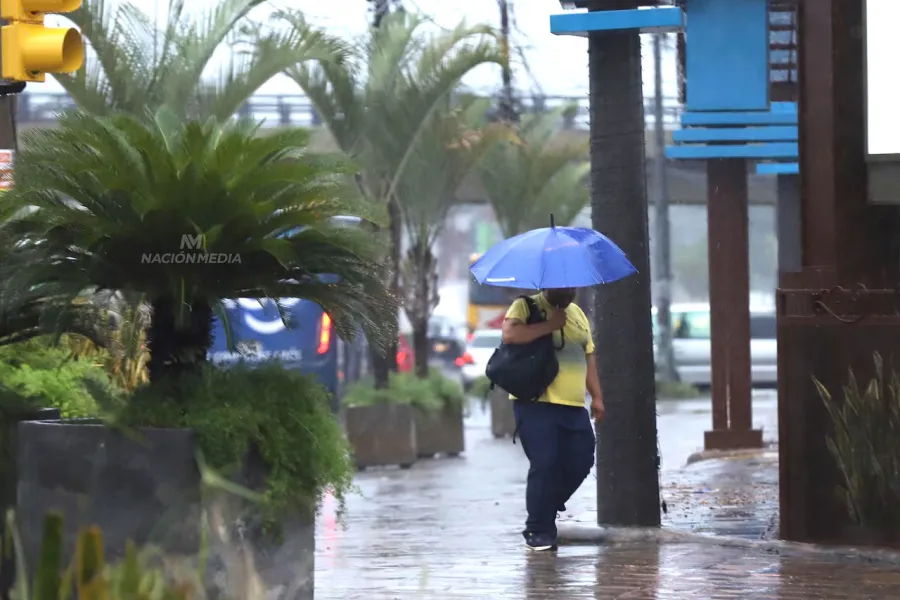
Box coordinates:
[484,295,564,402]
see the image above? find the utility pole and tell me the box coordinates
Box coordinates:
[497,0,517,122]
[652,32,677,382]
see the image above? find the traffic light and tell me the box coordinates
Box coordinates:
[0,0,84,83]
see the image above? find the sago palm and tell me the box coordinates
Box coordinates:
[55,0,346,120]
[478,105,590,236]
[397,95,511,376]
[282,9,503,385]
[0,225,109,348]
[0,108,394,386]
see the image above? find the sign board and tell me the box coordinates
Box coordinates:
[865,0,900,156]
[0,150,13,189]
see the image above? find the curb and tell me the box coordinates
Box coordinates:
[557,523,900,565]
[685,446,778,465]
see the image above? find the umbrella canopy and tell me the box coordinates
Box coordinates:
[470,225,636,289]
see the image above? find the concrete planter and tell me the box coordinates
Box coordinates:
[0,407,60,600]
[0,407,60,508]
[344,404,417,469]
[489,386,516,438]
[414,403,465,458]
[16,420,314,599]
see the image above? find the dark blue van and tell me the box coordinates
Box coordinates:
[207,217,370,413]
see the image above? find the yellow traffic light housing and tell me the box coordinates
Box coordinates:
[0,0,83,82]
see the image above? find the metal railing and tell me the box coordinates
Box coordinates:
[15,92,685,130]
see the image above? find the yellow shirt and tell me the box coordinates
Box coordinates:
[505,294,594,408]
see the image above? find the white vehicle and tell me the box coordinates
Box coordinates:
[459,329,503,389]
[653,303,777,387]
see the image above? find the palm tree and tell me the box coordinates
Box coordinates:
[0,108,394,386]
[478,106,590,237]
[397,96,511,376]
[282,10,503,387]
[588,22,661,525]
[55,0,345,120]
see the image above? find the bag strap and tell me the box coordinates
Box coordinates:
[518,295,544,324]
[518,294,566,350]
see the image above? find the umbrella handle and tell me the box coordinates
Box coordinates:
[555,328,565,351]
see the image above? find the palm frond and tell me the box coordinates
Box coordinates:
[479,106,589,236]
[204,14,351,121]
[1,109,396,349]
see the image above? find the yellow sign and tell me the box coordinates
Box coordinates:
[0,0,84,82]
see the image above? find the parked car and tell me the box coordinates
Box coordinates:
[458,328,502,389]
[653,303,777,387]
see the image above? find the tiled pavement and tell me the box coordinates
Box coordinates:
[315,399,900,599]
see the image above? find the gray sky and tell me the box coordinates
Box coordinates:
[42,0,679,100]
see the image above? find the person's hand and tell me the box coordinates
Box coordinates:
[591,396,605,422]
[547,308,567,331]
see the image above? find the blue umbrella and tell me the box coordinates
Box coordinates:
[470,222,636,289]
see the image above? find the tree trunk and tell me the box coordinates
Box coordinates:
[588,24,661,527]
[412,317,429,379]
[146,296,213,385]
[371,199,402,389]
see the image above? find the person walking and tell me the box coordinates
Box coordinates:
[501,287,605,551]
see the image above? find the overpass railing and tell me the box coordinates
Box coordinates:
[15,92,684,130]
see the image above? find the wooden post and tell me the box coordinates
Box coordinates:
[704,158,763,450]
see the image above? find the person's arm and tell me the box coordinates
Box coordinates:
[586,353,603,402]
[586,353,605,420]
[501,318,555,345]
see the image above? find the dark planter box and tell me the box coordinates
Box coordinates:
[489,386,516,439]
[0,407,60,508]
[0,407,60,598]
[414,404,465,458]
[16,420,314,599]
[344,404,417,469]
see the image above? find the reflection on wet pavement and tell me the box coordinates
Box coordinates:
[316,395,900,598]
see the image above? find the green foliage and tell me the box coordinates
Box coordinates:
[55,0,347,121]
[815,352,900,533]
[343,370,465,414]
[426,370,467,412]
[113,362,353,532]
[285,11,503,205]
[10,511,196,600]
[469,376,493,408]
[478,106,590,237]
[655,379,701,400]
[0,340,113,418]
[0,108,396,364]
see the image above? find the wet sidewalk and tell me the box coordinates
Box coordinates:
[315,398,900,598]
[563,450,780,541]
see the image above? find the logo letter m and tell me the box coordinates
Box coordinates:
[180,234,203,250]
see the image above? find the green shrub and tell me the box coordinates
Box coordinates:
[816,352,900,534]
[114,361,353,533]
[0,339,113,418]
[426,369,466,411]
[10,511,198,600]
[470,376,492,399]
[343,370,465,414]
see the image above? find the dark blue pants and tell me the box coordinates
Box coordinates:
[513,400,595,538]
